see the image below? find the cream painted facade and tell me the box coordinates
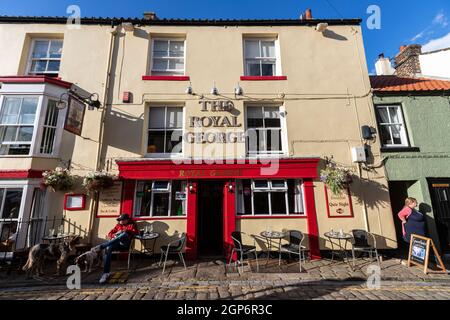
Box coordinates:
[0,16,397,259]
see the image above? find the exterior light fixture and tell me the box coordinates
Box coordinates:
[316,22,328,33]
[56,92,69,110]
[228,182,234,193]
[234,83,243,96]
[185,82,193,95]
[188,182,196,193]
[211,81,219,95]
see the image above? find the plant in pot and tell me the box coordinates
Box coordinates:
[42,167,74,192]
[320,163,353,195]
[83,171,116,193]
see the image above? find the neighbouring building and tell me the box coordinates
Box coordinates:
[0,10,398,261]
[370,75,450,255]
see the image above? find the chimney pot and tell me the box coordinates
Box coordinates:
[305,9,313,20]
[399,45,407,52]
[378,53,385,59]
[143,12,158,20]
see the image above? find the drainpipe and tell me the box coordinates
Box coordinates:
[87,24,120,244]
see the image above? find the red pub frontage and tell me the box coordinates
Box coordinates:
[116,158,321,261]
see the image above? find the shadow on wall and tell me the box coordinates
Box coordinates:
[322,29,348,41]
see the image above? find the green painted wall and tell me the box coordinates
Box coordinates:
[373,94,450,251]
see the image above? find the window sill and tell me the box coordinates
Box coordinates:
[142,75,190,81]
[240,76,287,81]
[380,147,420,153]
[236,214,306,219]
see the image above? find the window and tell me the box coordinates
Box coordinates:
[0,97,38,155]
[0,188,23,244]
[236,179,304,216]
[246,106,283,155]
[147,106,183,155]
[40,100,59,154]
[134,181,187,217]
[27,39,63,76]
[375,105,409,147]
[151,39,185,75]
[244,39,277,76]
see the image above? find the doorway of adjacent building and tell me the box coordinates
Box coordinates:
[197,180,224,256]
[428,179,450,254]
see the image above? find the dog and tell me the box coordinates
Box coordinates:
[74,248,103,273]
[22,235,80,278]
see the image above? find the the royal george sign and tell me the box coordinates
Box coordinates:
[184,100,245,144]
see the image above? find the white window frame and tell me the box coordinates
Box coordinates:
[236,179,305,216]
[150,38,186,76]
[133,180,188,218]
[26,39,63,76]
[146,105,185,158]
[243,38,281,76]
[245,105,288,157]
[375,104,409,147]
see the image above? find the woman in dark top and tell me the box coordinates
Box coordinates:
[398,197,426,243]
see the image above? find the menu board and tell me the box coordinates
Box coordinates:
[324,185,354,218]
[407,234,446,274]
[97,181,123,217]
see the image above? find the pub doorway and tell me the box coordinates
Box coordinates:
[428,179,450,254]
[197,180,224,256]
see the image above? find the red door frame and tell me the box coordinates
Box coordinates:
[116,158,321,261]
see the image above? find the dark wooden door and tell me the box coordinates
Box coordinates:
[429,180,450,253]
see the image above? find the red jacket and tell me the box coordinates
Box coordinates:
[108,221,139,239]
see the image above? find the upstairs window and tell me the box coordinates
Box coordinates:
[246,106,284,155]
[27,39,63,77]
[147,106,183,155]
[151,39,185,76]
[0,97,38,155]
[375,105,409,147]
[40,100,59,154]
[244,39,277,76]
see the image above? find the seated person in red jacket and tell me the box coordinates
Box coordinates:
[93,213,138,284]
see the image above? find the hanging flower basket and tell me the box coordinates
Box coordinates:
[320,164,352,195]
[42,167,75,192]
[83,171,116,193]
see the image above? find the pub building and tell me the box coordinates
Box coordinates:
[0,10,397,261]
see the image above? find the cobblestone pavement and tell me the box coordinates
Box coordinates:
[1,256,449,300]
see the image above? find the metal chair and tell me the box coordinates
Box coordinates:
[159,233,187,275]
[278,230,308,272]
[350,229,380,268]
[229,231,259,274]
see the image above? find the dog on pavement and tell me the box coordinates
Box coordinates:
[22,235,80,278]
[74,248,103,273]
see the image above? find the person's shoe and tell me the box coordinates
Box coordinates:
[99,273,110,284]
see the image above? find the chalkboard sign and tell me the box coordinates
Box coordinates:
[407,234,446,274]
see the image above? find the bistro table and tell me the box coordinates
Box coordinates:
[259,230,286,264]
[324,231,354,265]
[42,234,71,244]
[130,232,160,266]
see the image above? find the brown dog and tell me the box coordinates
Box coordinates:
[22,235,80,278]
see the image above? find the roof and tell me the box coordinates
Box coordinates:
[0,76,72,89]
[0,16,362,26]
[370,75,450,94]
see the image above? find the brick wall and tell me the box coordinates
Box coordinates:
[394,44,422,77]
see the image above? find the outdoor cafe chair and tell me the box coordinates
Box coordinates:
[159,233,187,275]
[278,230,308,272]
[229,231,259,274]
[350,229,380,269]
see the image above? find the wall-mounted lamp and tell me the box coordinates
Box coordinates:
[189,182,196,193]
[56,92,69,110]
[211,81,219,95]
[185,82,193,95]
[228,182,234,193]
[234,83,243,96]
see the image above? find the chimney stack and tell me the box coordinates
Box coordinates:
[300,8,313,20]
[375,53,395,76]
[143,12,158,20]
[394,44,422,77]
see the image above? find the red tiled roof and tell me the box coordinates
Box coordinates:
[370,75,450,93]
[0,76,72,89]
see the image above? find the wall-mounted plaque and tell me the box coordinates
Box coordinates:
[64,194,86,211]
[324,185,354,218]
[97,181,123,217]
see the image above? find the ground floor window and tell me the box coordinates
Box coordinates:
[236,179,304,216]
[0,188,23,246]
[134,180,187,217]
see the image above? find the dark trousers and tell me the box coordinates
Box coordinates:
[100,233,131,274]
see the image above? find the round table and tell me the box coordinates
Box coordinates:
[259,231,286,263]
[132,232,160,264]
[42,234,70,244]
[324,231,353,264]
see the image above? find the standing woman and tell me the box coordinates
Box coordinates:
[398,197,426,243]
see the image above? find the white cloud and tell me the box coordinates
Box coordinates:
[433,11,448,27]
[422,32,450,52]
[410,9,448,42]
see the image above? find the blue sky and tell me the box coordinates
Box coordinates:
[1,0,449,74]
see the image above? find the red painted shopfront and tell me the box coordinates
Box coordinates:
[116,158,321,261]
